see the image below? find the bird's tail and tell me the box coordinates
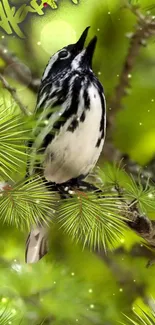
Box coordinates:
[25,226,48,263]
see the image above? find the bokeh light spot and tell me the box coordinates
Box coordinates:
[40,20,77,55]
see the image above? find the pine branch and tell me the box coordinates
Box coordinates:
[123,305,155,325]
[0,45,40,93]
[122,154,155,185]
[0,106,32,180]
[97,165,155,248]
[108,3,155,128]
[0,74,29,115]
[0,176,57,230]
[0,306,18,325]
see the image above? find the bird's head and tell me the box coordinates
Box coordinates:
[42,27,97,81]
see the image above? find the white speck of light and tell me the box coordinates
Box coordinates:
[88,288,93,293]
[3,49,7,53]
[120,238,125,243]
[122,258,124,261]
[64,187,69,191]
[37,41,41,45]
[148,193,154,198]
[90,304,94,309]
[140,244,143,247]
[71,272,75,276]
[108,11,111,14]
[98,71,101,75]
[151,99,154,102]
[148,110,150,112]
[152,16,155,19]
[119,288,123,292]
[44,120,49,125]
[1,297,7,303]
[1,35,5,39]
[113,293,115,296]
[139,122,142,126]
[8,322,12,325]
[128,74,132,78]
[97,28,100,31]
[133,279,136,282]
[54,281,56,284]
[59,112,62,116]
[36,199,40,204]
[109,107,112,110]
[76,319,79,322]
[117,74,119,77]
[77,117,80,121]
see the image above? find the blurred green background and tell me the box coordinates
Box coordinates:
[0,0,155,324]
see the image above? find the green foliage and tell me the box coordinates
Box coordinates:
[0,176,57,230]
[1,0,155,324]
[1,100,155,251]
[0,306,18,325]
[57,191,127,251]
[124,306,155,325]
[0,106,30,181]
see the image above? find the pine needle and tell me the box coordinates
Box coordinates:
[0,107,32,180]
[57,191,127,251]
[0,176,57,230]
[123,305,155,325]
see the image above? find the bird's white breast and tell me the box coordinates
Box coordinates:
[43,84,105,184]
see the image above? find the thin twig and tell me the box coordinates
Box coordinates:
[108,4,155,128]
[0,45,40,93]
[0,74,29,115]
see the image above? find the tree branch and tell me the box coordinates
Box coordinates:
[0,74,29,115]
[60,179,155,250]
[0,45,40,93]
[108,4,155,128]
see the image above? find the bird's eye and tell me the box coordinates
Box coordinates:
[59,50,69,59]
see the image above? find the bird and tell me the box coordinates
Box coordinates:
[25,26,106,263]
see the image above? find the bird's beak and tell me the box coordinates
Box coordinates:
[74,26,90,52]
[72,27,97,67]
[84,36,97,67]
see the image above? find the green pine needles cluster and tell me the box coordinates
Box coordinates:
[1,100,155,252]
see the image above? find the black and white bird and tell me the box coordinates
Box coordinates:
[25,27,106,263]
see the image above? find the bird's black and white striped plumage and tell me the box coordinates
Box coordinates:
[26,27,106,263]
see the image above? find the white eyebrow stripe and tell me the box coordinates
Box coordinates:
[42,52,59,80]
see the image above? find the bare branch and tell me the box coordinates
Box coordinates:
[108,4,155,128]
[0,74,29,115]
[0,45,40,93]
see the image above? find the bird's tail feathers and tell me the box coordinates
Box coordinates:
[25,226,48,264]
